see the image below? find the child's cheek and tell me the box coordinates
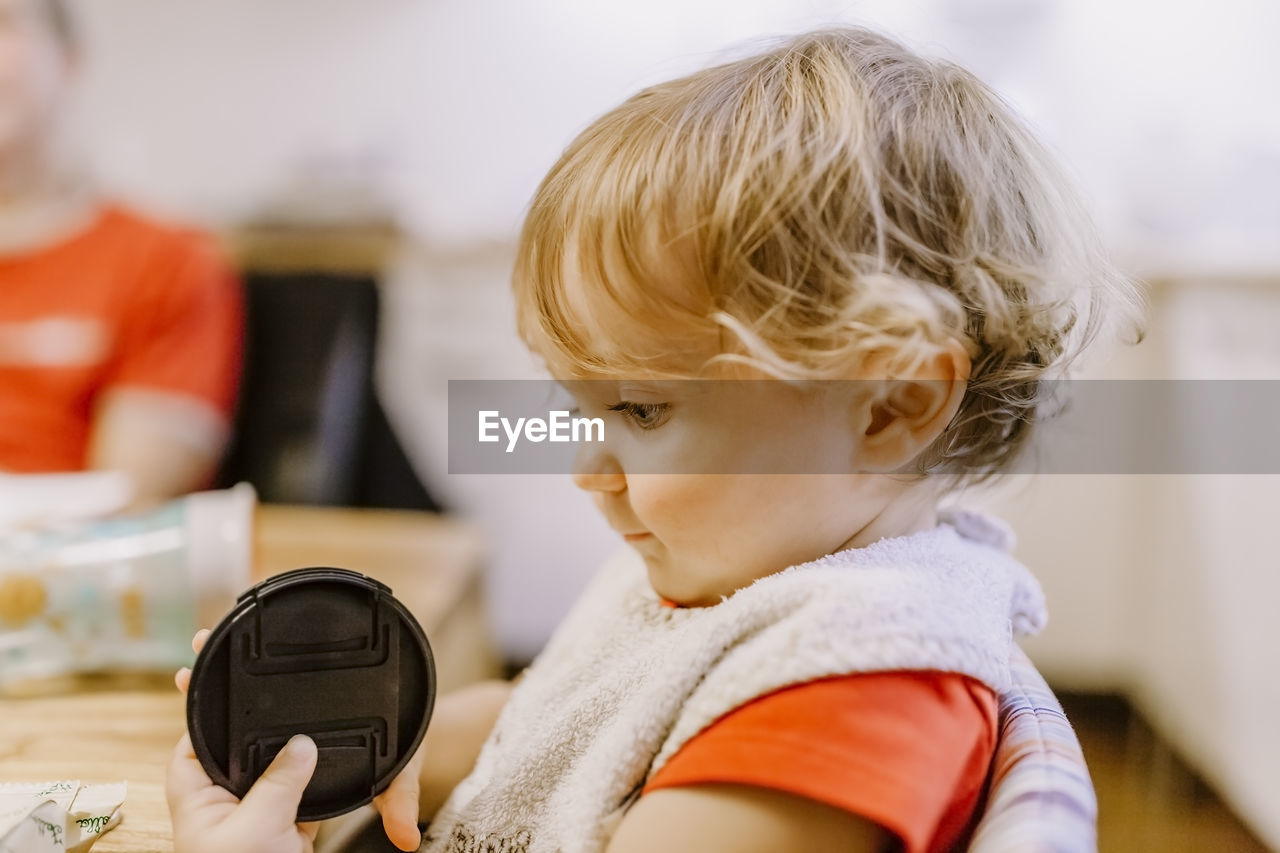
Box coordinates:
[626,474,712,537]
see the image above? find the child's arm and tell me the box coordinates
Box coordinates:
[606,785,891,853]
[372,678,514,849]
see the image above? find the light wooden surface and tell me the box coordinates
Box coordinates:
[0,505,497,853]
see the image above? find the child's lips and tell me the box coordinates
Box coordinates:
[621,532,652,542]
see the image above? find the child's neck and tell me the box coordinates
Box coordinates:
[833,491,940,553]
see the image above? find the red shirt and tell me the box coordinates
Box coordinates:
[644,671,997,853]
[0,205,242,472]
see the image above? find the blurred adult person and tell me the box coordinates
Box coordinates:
[0,0,242,507]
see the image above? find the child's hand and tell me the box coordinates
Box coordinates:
[169,629,319,853]
[167,731,319,853]
[172,630,424,853]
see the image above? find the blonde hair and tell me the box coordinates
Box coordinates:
[514,26,1145,487]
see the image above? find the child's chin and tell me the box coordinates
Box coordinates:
[646,570,719,609]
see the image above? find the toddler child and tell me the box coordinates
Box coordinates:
[166,25,1142,853]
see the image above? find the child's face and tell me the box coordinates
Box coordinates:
[0,0,69,156]
[566,376,914,607]
[547,248,955,606]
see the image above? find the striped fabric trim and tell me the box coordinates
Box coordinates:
[968,646,1099,853]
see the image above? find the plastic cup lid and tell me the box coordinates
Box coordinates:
[184,483,257,627]
[186,567,436,821]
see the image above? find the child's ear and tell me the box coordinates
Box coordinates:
[853,338,971,474]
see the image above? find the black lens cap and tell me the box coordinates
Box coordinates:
[186,567,435,821]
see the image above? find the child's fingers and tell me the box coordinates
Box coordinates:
[166,732,197,775]
[375,770,422,852]
[175,630,211,695]
[234,735,317,824]
[165,733,228,813]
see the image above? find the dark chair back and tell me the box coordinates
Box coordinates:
[217,272,440,512]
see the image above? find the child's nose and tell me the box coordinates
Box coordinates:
[571,444,626,493]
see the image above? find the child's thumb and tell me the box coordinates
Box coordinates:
[236,735,318,822]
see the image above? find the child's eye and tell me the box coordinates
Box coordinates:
[606,401,672,431]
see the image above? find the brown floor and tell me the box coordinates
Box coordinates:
[1058,692,1272,853]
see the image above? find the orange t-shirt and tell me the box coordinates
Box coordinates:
[644,671,997,853]
[0,205,242,472]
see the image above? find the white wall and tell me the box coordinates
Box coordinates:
[66,0,937,239]
[67,0,1280,257]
